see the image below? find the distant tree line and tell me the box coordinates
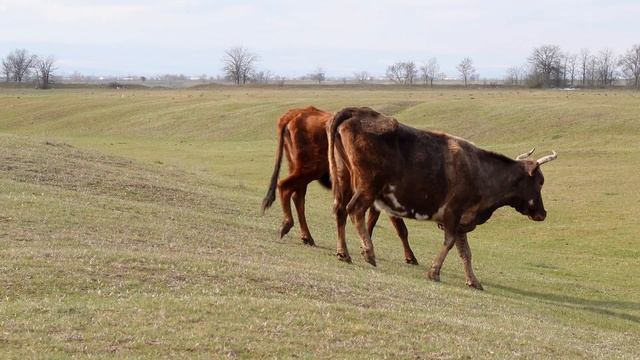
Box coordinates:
[5,45,638,90]
[509,44,640,89]
[1,48,57,89]
[219,44,638,89]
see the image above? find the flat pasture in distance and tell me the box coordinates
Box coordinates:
[1,87,639,358]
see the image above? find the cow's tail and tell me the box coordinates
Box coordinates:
[261,120,288,214]
[328,108,356,213]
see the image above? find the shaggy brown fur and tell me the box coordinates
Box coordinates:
[262,106,418,264]
[328,107,556,289]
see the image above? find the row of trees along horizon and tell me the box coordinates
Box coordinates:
[2,44,639,89]
[1,49,56,89]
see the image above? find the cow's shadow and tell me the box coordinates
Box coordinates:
[487,282,640,324]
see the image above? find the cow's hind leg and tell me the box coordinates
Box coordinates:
[427,230,457,282]
[366,206,381,238]
[389,217,418,265]
[455,234,483,290]
[292,184,314,246]
[367,208,417,265]
[335,207,351,263]
[277,175,299,238]
[347,191,376,266]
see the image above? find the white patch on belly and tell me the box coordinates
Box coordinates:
[414,212,431,220]
[385,191,403,209]
[374,200,408,217]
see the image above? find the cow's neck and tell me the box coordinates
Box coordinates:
[475,150,522,215]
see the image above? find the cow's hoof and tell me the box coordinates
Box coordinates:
[405,257,419,265]
[466,280,484,291]
[336,252,352,263]
[427,268,440,282]
[279,220,293,238]
[301,236,315,246]
[362,251,377,267]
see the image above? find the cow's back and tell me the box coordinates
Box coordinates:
[335,109,452,220]
[281,106,332,172]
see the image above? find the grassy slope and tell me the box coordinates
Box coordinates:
[0,88,639,358]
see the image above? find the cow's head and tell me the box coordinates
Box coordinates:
[513,149,557,221]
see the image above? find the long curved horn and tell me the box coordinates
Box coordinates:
[536,150,558,165]
[516,147,536,160]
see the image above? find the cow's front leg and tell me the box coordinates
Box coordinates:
[427,229,456,282]
[455,234,483,290]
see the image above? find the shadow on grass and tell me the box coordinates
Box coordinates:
[489,283,640,325]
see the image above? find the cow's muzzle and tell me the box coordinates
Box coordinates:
[528,213,546,221]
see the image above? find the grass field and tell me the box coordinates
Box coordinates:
[1,87,639,358]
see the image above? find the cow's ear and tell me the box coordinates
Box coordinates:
[524,161,539,177]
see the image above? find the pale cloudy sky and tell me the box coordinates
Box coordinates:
[0,0,638,78]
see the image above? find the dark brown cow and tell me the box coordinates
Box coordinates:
[261,106,418,264]
[328,107,557,289]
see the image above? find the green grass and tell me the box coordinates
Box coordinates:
[1,87,639,358]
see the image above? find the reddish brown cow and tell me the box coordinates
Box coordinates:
[262,106,418,264]
[328,107,557,289]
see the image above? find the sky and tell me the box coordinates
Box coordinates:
[0,0,638,78]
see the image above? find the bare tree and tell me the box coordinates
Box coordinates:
[560,53,569,86]
[6,49,37,82]
[566,54,577,86]
[619,44,640,89]
[386,63,404,84]
[405,61,417,85]
[427,58,439,87]
[518,65,530,85]
[588,56,598,86]
[222,46,258,85]
[457,57,475,87]
[507,65,531,86]
[579,48,590,86]
[505,66,522,85]
[528,45,562,87]
[596,48,616,87]
[420,57,439,87]
[252,70,273,84]
[386,61,417,85]
[353,71,370,83]
[420,64,429,85]
[1,57,12,82]
[34,55,56,89]
[309,67,325,84]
